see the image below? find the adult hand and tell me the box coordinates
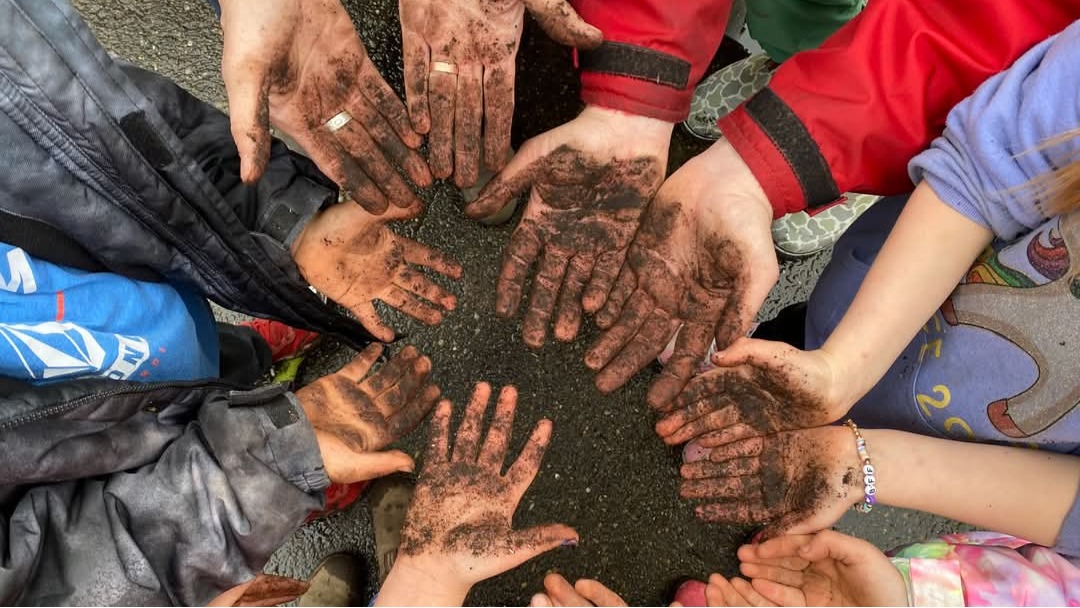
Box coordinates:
[219,0,430,213]
[291,201,463,342]
[399,0,602,187]
[736,530,907,606]
[680,426,861,535]
[530,573,628,607]
[654,338,846,446]
[464,106,671,348]
[296,344,441,483]
[584,139,778,409]
[380,383,577,606]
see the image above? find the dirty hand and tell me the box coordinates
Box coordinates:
[291,201,463,342]
[381,383,577,605]
[654,337,846,447]
[296,344,442,483]
[584,139,777,409]
[219,0,430,214]
[680,426,861,535]
[399,0,602,187]
[735,530,907,606]
[530,573,628,607]
[464,106,670,348]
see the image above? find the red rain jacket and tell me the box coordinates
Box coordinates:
[571,0,1080,217]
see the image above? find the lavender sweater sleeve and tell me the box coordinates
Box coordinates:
[908,19,1080,241]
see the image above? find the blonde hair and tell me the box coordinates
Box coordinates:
[1026,129,1080,214]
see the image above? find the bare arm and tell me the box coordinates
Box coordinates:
[865,428,1080,546]
[821,182,993,409]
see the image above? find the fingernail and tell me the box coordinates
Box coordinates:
[750,530,765,544]
[398,463,415,473]
[560,538,578,548]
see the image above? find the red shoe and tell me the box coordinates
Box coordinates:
[241,318,321,362]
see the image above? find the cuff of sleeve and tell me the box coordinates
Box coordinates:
[580,76,692,123]
[205,0,221,17]
[226,385,331,495]
[718,104,805,218]
[1052,487,1080,558]
[256,151,339,247]
[717,89,842,217]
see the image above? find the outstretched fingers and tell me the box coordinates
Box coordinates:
[424,398,453,464]
[496,225,542,319]
[646,321,713,411]
[479,386,519,469]
[522,247,572,349]
[451,382,492,463]
[336,343,385,382]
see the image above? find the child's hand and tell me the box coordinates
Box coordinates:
[292,201,463,342]
[296,344,441,483]
[376,383,577,606]
[704,574,777,607]
[680,426,862,535]
[735,530,907,606]
[530,573,628,607]
[655,338,846,445]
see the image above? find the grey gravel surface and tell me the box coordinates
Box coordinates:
[72,0,965,604]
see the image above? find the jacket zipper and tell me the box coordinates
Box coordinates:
[0,380,242,431]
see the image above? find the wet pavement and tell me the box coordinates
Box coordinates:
[73,0,963,604]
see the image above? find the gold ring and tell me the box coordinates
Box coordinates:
[430,61,458,75]
[324,110,353,133]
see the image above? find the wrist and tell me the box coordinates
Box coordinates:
[377,555,471,606]
[580,104,675,141]
[698,138,771,220]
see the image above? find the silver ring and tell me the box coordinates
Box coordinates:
[324,110,353,133]
[430,61,458,75]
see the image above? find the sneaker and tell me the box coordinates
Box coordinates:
[771,193,880,258]
[240,318,321,362]
[297,553,368,607]
[367,474,415,584]
[685,53,777,141]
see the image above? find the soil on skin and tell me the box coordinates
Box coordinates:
[73,0,969,604]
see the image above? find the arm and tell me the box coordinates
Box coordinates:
[2,388,328,606]
[866,428,1080,548]
[820,183,992,409]
[571,0,732,122]
[717,0,1080,217]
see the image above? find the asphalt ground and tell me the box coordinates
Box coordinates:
[72,0,965,604]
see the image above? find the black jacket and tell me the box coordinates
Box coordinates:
[0,0,372,604]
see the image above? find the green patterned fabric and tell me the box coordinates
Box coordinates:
[747,0,867,62]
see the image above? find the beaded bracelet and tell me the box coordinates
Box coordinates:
[844,419,876,513]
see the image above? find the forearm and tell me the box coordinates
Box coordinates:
[374,557,471,607]
[865,428,1080,546]
[820,182,992,408]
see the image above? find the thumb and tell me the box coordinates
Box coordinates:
[797,529,863,563]
[523,0,603,49]
[329,447,416,483]
[710,336,771,368]
[223,62,273,183]
[463,138,545,219]
[501,523,579,569]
